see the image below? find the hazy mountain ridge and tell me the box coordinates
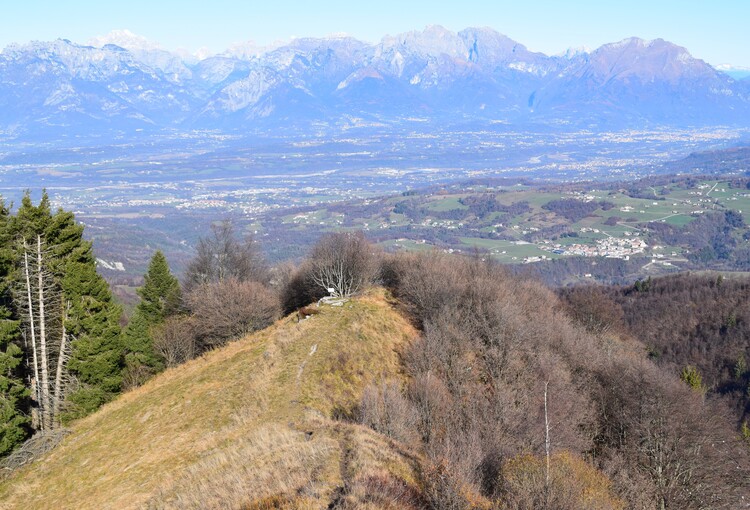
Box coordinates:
[2,26,749,137]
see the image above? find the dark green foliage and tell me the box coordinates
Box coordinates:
[0,317,29,456]
[2,191,124,427]
[0,199,29,454]
[63,259,123,420]
[122,251,181,386]
[647,210,743,264]
[542,198,615,222]
[135,251,182,321]
[633,277,652,293]
[680,365,706,393]
[736,355,748,380]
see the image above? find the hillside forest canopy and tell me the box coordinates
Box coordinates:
[0,193,748,509]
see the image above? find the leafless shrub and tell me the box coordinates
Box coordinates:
[557,285,626,336]
[421,459,472,510]
[385,251,464,327]
[593,357,750,509]
[360,380,419,445]
[346,472,427,509]
[383,252,606,501]
[187,279,280,350]
[268,261,296,292]
[121,355,158,390]
[500,452,624,510]
[153,316,198,367]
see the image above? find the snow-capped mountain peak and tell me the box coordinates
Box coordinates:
[0,27,748,135]
[557,46,591,59]
[88,29,161,52]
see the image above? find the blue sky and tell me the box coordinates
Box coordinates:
[3,0,749,66]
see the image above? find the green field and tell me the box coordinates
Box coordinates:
[264,178,750,267]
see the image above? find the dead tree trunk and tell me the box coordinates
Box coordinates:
[544,380,550,486]
[22,242,42,430]
[52,301,69,423]
[36,235,51,431]
[19,235,65,431]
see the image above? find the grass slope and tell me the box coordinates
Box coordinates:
[0,289,420,509]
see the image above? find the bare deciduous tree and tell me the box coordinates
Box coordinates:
[184,221,269,292]
[308,231,377,298]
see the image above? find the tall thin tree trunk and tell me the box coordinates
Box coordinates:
[22,241,42,430]
[544,380,550,486]
[52,301,69,426]
[37,235,50,431]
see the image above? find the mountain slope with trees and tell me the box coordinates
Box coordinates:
[0,192,123,451]
[561,273,750,432]
[2,234,749,508]
[1,227,748,508]
[0,288,420,509]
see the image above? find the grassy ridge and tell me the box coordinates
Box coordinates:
[0,289,419,509]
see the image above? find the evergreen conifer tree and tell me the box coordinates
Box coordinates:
[0,199,29,455]
[11,192,123,424]
[122,251,181,387]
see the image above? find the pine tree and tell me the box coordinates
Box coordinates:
[0,315,30,456]
[61,241,124,421]
[0,198,29,455]
[134,251,182,323]
[680,365,706,394]
[11,192,123,424]
[122,251,181,387]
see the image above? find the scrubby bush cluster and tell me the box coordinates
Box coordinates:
[121,228,379,391]
[134,222,281,374]
[4,209,749,510]
[364,250,750,508]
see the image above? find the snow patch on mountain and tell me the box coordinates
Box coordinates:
[224,39,287,60]
[557,46,591,59]
[96,259,126,271]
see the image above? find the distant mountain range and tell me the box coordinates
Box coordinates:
[1,26,749,139]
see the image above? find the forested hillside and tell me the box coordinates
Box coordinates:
[561,273,750,431]
[1,218,748,508]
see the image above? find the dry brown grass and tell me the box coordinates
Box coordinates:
[0,288,419,510]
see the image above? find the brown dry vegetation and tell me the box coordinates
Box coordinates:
[376,251,750,509]
[0,289,420,509]
[3,237,749,509]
